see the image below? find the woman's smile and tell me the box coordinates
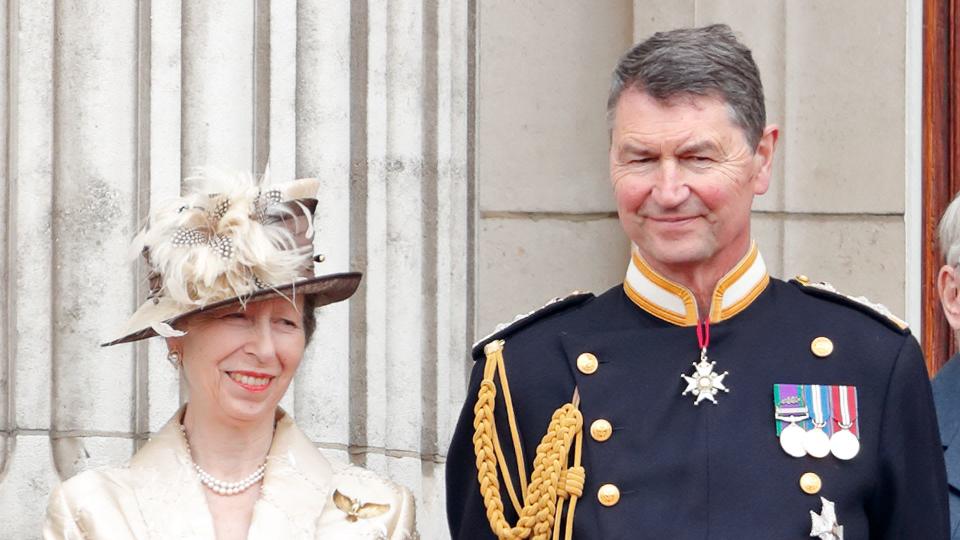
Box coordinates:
[226,370,275,392]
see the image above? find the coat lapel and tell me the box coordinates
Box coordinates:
[247,410,335,537]
[128,406,218,538]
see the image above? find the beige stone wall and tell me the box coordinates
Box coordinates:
[476,0,917,345]
[476,0,634,333]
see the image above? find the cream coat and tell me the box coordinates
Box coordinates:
[43,407,417,539]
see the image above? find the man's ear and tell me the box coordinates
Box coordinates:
[752,124,779,196]
[938,264,960,331]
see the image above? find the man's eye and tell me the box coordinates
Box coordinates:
[222,313,246,320]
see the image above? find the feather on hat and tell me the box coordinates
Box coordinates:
[102,170,361,346]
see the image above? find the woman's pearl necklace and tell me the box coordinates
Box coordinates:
[179,423,267,496]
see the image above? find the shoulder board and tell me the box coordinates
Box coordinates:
[790,275,909,334]
[471,291,594,359]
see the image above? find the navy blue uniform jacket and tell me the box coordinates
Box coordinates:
[447,276,948,539]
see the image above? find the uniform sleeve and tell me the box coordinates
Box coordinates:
[446,358,501,540]
[869,335,950,538]
[42,482,86,540]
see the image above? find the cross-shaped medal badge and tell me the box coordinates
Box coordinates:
[681,346,730,405]
[810,497,843,540]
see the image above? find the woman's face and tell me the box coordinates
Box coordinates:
[169,296,307,426]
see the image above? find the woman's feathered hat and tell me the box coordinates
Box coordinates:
[102,171,361,346]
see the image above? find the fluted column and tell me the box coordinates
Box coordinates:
[0,2,60,538]
[0,0,471,535]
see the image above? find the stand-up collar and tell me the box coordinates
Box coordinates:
[623,241,769,326]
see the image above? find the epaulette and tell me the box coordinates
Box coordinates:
[790,275,910,334]
[471,291,594,358]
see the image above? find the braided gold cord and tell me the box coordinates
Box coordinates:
[472,341,584,540]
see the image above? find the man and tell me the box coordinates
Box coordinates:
[932,193,960,538]
[447,25,948,539]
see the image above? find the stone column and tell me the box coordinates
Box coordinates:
[0,1,471,535]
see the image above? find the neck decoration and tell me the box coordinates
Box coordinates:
[680,318,730,405]
[623,241,769,326]
[179,423,267,496]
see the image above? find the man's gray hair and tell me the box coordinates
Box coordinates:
[940,193,960,267]
[607,24,766,149]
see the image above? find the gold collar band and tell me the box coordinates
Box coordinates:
[623,242,769,326]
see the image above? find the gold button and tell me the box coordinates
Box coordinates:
[796,274,810,285]
[590,419,613,442]
[799,472,822,495]
[577,353,598,375]
[810,337,834,358]
[597,483,620,506]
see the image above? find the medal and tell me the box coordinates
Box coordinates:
[780,423,807,458]
[810,497,844,540]
[680,318,729,406]
[803,385,831,458]
[829,385,860,460]
[774,384,809,458]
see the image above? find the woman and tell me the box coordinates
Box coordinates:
[43,173,416,539]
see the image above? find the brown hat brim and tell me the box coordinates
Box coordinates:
[101,272,362,347]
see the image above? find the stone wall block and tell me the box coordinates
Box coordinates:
[13,0,55,432]
[433,0,471,458]
[182,1,255,172]
[51,0,138,431]
[478,217,629,332]
[782,216,905,315]
[295,0,353,445]
[50,1,139,484]
[0,436,60,538]
[0,0,9,445]
[268,0,297,182]
[383,0,426,454]
[478,0,632,214]
[362,0,426,454]
[783,1,904,214]
[146,1,184,432]
[633,0,694,38]
[751,213,784,278]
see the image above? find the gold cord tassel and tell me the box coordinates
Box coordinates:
[472,339,585,540]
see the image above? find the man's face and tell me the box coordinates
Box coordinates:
[609,88,776,278]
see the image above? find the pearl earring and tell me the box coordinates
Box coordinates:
[167,351,181,369]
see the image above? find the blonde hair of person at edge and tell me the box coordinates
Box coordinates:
[43,171,417,539]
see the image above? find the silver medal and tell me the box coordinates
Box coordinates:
[830,386,860,461]
[804,385,830,458]
[779,422,807,458]
[680,348,729,406]
[830,428,860,460]
[803,426,831,458]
